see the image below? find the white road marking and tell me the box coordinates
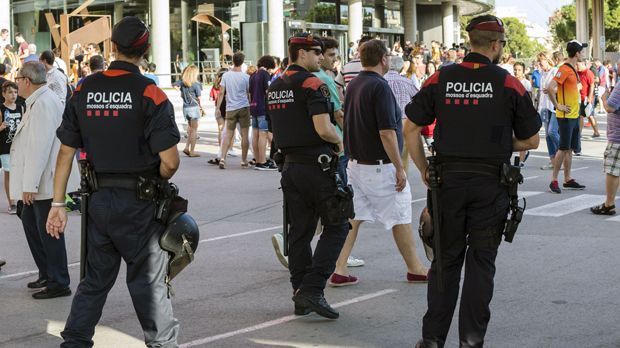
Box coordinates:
[524,175,540,180]
[179,289,398,347]
[412,197,426,203]
[198,226,282,244]
[1,226,282,280]
[525,194,606,217]
[571,167,590,172]
[520,191,545,198]
[605,215,620,222]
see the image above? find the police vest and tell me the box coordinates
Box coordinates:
[267,66,332,153]
[432,63,513,161]
[75,69,162,173]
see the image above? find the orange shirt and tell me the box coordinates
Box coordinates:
[553,64,581,119]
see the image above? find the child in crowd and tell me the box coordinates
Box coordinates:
[0,81,24,214]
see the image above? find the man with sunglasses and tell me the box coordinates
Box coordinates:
[405,15,541,347]
[267,33,349,319]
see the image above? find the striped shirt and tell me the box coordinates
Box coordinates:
[337,59,363,88]
[384,71,418,119]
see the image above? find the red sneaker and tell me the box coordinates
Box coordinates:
[328,273,359,287]
[407,271,429,283]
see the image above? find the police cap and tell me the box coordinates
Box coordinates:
[466,15,505,33]
[112,16,150,49]
[288,32,324,52]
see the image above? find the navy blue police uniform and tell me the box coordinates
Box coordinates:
[268,60,349,317]
[406,19,541,347]
[56,18,181,348]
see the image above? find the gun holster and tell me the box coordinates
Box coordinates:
[500,158,525,243]
[318,155,355,225]
[418,207,435,261]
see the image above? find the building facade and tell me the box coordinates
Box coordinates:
[0,0,493,85]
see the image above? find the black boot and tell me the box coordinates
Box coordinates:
[292,291,339,319]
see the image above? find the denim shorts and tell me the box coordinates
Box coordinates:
[183,106,201,121]
[251,115,269,131]
[0,154,10,172]
[557,117,580,151]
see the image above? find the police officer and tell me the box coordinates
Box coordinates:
[46,17,181,347]
[268,33,349,319]
[404,15,541,347]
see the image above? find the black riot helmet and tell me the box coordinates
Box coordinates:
[159,213,200,281]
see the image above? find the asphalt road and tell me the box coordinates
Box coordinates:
[1,105,619,348]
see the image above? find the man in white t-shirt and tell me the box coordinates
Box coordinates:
[216,52,250,169]
[0,29,10,53]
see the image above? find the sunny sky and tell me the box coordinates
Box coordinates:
[495,0,573,27]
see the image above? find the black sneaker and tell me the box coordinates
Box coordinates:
[0,258,5,270]
[27,277,47,289]
[254,162,277,171]
[292,291,339,319]
[563,179,586,190]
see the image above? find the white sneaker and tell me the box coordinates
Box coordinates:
[227,150,238,157]
[271,233,288,269]
[347,256,365,267]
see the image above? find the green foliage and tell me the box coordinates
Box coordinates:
[550,0,620,51]
[502,17,544,58]
[304,3,336,23]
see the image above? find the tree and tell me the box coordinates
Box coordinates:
[502,17,545,58]
[304,3,336,24]
[550,0,620,51]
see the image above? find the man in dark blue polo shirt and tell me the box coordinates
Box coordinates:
[329,39,428,287]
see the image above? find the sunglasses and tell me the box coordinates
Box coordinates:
[304,47,323,55]
[490,39,507,48]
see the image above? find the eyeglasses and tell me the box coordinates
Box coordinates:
[490,39,507,48]
[304,48,323,56]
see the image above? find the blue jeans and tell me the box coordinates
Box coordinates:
[541,109,560,158]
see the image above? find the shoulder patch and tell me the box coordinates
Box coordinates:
[301,76,324,91]
[143,84,168,106]
[319,84,330,98]
[103,69,131,78]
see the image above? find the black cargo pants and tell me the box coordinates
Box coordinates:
[422,173,509,348]
[281,162,349,295]
[61,188,179,348]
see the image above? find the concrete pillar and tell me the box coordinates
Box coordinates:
[441,1,454,48]
[113,1,124,25]
[268,0,284,59]
[575,0,589,57]
[0,0,10,33]
[453,5,460,45]
[373,4,385,28]
[181,0,189,64]
[151,0,172,87]
[591,0,605,60]
[348,0,363,45]
[403,0,417,43]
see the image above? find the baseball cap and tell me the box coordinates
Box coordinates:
[111,16,150,49]
[466,15,505,33]
[566,40,588,54]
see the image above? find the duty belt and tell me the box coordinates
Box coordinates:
[96,174,140,190]
[439,162,501,177]
[284,153,329,164]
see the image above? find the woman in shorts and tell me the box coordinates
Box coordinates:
[174,64,203,157]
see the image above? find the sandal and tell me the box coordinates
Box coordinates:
[207,158,220,165]
[590,203,616,215]
[188,153,201,157]
[219,159,226,169]
[182,149,190,157]
[241,162,250,168]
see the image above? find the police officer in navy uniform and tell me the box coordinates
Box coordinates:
[268,33,349,319]
[46,17,181,347]
[404,15,541,347]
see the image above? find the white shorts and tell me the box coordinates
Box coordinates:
[347,160,412,230]
[0,154,9,172]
